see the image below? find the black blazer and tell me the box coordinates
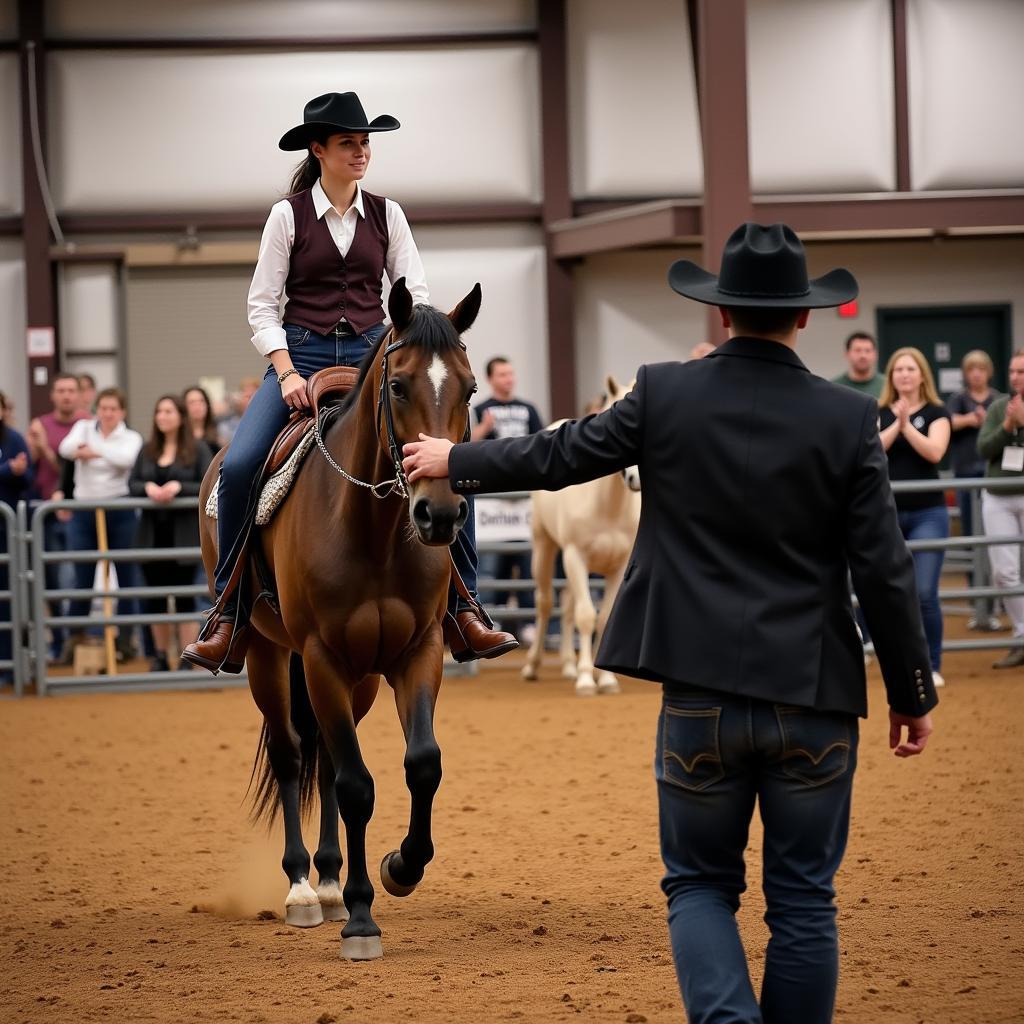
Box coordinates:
[129,442,213,562]
[450,337,937,718]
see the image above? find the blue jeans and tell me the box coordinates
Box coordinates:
[66,507,140,638]
[897,505,948,671]
[214,322,479,607]
[41,513,73,657]
[657,686,858,1024]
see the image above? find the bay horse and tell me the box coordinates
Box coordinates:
[197,280,480,960]
[521,376,641,696]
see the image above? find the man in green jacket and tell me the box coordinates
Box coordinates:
[976,350,1024,668]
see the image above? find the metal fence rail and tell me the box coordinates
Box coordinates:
[0,502,26,695]
[5,474,1024,696]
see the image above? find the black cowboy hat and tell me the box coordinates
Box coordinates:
[278,92,400,151]
[668,222,858,308]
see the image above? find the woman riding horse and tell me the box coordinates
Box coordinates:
[183,91,516,671]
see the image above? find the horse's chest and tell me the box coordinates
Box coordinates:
[580,531,634,575]
[332,598,420,668]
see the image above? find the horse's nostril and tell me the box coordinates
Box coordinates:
[455,499,469,527]
[413,498,432,529]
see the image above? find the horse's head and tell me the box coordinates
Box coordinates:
[604,374,642,493]
[381,279,480,546]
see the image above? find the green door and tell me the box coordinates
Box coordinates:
[876,304,1012,397]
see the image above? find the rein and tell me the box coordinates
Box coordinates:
[311,330,410,500]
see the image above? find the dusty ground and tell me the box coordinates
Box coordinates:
[2,636,1023,1024]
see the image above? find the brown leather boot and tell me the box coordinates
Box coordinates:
[445,610,519,664]
[181,612,250,675]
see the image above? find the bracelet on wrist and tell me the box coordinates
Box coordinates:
[277,368,299,385]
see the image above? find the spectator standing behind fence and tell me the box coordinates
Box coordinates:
[879,348,952,686]
[77,373,97,416]
[129,395,213,672]
[976,349,1024,669]
[216,376,260,448]
[183,385,222,455]
[58,388,143,662]
[0,394,32,685]
[26,373,88,661]
[472,357,543,643]
[946,351,1000,540]
[832,330,883,400]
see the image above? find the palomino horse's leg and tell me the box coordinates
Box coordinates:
[304,648,383,960]
[313,675,378,923]
[248,638,322,927]
[561,545,598,696]
[594,562,626,695]
[559,581,578,681]
[380,634,445,898]
[522,529,557,682]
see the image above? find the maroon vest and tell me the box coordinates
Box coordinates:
[282,188,390,336]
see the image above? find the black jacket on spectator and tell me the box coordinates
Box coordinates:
[449,336,936,718]
[129,442,213,563]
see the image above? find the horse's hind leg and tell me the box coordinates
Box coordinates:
[380,632,444,900]
[248,640,322,927]
[559,582,578,681]
[562,545,598,696]
[313,674,379,923]
[304,644,383,960]
[522,530,556,681]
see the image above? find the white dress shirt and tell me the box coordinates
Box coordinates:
[58,419,143,500]
[247,179,430,357]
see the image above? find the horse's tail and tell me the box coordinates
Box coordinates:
[247,653,321,827]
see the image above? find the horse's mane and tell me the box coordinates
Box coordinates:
[337,305,462,418]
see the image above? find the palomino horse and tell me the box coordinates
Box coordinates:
[198,280,479,960]
[521,376,641,696]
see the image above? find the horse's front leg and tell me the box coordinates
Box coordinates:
[313,674,379,923]
[380,627,445,899]
[562,545,598,696]
[594,561,626,695]
[304,644,382,960]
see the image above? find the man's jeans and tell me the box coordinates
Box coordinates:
[656,686,858,1024]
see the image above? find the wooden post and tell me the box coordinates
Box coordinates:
[94,508,118,676]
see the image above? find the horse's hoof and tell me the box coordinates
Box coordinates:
[285,902,324,928]
[317,881,349,923]
[575,678,597,697]
[521,664,538,681]
[561,664,578,680]
[597,673,621,695]
[341,934,384,961]
[380,851,418,898]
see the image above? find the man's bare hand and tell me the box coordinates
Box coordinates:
[402,434,454,482]
[889,710,933,758]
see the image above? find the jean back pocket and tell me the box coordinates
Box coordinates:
[775,706,853,788]
[661,705,724,792]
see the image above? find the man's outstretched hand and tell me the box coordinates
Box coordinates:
[403,434,454,483]
[889,710,933,758]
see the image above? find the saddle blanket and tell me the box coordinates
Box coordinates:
[205,428,316,526]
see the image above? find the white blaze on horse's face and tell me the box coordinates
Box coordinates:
[427,354,448,406]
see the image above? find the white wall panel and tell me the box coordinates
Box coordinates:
[0,255,27,432]
[46,0,534,39]
[0,55,22,215]
[575,238,1024,410]
[908,0,1024,190]
[747,0,895,193]
[59,263,121,354]
[417,239,549,423]
[567,0,702,199]
[49,47,541,212]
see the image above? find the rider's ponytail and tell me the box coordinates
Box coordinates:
[286,135,329,196]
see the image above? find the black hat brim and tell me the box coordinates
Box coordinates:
[667,261,858,309]
[278,114,400,151]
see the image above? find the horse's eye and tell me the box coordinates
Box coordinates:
[389,380,405,400]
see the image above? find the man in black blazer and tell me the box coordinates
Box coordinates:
[404,223,937,1024]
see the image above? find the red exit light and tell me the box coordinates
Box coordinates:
[838,300,859,318]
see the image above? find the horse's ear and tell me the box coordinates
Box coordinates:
[388,278,413,333]
[606,374,620,397]
[448,283,482,335]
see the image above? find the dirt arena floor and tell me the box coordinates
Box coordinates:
[3,630,1023,1024]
